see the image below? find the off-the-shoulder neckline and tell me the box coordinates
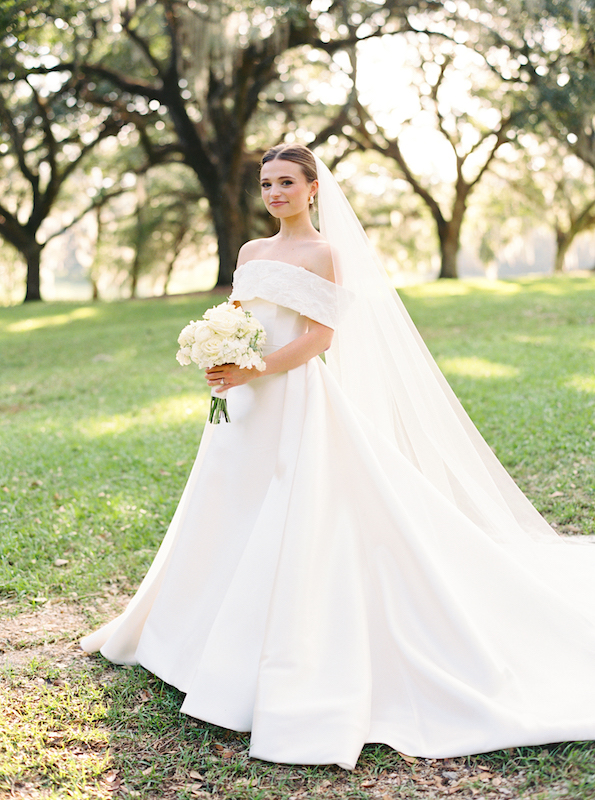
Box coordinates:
[238,259,336,287]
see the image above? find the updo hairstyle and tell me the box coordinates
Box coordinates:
[261,143,318,183]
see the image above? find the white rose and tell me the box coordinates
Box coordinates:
[203,301,229,319]
[178,321,198,348]
[206,309,242,337]
[192,322,211,345]
[194,336,227,365]
[176,347,192,366]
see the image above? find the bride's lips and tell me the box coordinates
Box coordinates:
[269,201,286,207]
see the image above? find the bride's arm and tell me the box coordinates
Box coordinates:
[206,319,333,391]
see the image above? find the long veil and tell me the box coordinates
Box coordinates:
[314,153,557,546]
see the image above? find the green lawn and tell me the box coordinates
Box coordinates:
[1,274,595,799]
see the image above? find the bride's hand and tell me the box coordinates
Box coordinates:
[206,364,260,392]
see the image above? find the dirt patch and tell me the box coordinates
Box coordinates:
[0,600,87,669]
[0,596,128,670]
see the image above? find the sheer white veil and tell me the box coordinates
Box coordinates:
[313,153,557,545]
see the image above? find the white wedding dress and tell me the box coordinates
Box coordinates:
[82,259,595,770]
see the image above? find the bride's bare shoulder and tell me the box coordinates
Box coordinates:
[237,239,270,266]
[301,241,335,283]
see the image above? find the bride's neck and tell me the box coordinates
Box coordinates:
[278,214,318,241]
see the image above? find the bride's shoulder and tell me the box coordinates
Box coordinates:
[300,241,334,284]
[237,239,269,266]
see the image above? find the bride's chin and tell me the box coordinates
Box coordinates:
[267,205,288,218]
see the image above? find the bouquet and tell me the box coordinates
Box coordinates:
[176,302,267,423]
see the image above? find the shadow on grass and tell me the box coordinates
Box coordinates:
[3,632,595,800]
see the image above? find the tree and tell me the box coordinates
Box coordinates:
[19,0,444,286]
[530,146,595,273]
[347,33,525,278]
[462,1,595,171]
[95,162,210,298]
[460,1,595,273]
[0,3,125,300]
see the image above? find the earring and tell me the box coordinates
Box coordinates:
[309,196,314,205]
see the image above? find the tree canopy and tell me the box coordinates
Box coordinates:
[1,0,595,301]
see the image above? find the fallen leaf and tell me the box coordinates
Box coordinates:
[104,771,119,783]
[138,689,152,702]
[361,780,376,788]
[214,743,225,751]
[142,766,153,775]
[398,751,417,765]
[53,559,69,567]
[189,770,203,780]
[188,787,208,798]
[549,491,564,498]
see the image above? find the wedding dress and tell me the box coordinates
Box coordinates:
[82,158,595,770]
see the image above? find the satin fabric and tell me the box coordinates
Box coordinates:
[82,262,595,769]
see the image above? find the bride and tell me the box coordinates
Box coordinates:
[82,143,595,770]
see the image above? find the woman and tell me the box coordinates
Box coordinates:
[82,144,595,770]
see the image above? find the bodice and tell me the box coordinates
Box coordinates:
[229,260,352,336]
[241,299,307,353]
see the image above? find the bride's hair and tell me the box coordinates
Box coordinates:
[261,143,317,183]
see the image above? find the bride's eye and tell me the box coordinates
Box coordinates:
[261,181,271,188]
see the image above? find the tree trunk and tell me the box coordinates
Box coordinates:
[162,225,187,296]
[438,227,460,279]
[23,242,43,302]
[130,174,146,299]
[554,228,570,273]
[437,198,466,279]
[90,206,102,301]
[210,184,250,287]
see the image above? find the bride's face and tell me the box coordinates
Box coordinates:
[260,160,317,219]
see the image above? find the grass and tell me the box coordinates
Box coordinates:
[1,274,595,799]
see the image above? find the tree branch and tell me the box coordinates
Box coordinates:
[0,90,39,192]
[43,186,130,243]
[120,10,165,80]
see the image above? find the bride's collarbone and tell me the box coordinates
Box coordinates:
[250,242,330,274]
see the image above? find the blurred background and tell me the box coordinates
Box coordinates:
[1,0,594,304]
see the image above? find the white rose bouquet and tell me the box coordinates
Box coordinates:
[176,301,267,423]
